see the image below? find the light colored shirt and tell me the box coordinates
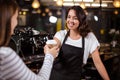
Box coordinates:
[0,47,54,80]
[54,30,100,64]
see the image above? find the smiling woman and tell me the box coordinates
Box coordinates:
[47,6,110,80]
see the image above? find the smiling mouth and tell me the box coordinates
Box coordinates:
[68,23,74,27]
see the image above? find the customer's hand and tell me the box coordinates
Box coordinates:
[44,45,59,58]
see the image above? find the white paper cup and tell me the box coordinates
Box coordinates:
[46,40,57,48]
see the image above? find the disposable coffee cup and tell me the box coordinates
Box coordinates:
[46,40,59,57]
[46,40,57,48]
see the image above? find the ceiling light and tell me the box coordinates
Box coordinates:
[113,0,120,8]
[114,10,119,15]
[42,13,46,16]
[56,10,62,15]
[32,0,40,9]
[64,0,73,1]
[63,2,74,6]
[54,0,93,2]
[102,1,113,3]
[48,12,52,16]
[80,2,86,9]
[82,0,93,2]
[56,0,63,6]
[91,3,107,7]
[45,8,50,13]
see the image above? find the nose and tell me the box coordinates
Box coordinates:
[69,17,74,22]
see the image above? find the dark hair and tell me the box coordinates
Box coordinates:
[66,6,91,37]
[0,0,19,46]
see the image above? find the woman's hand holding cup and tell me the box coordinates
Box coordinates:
[44,40,59,58]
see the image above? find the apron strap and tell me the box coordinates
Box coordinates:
[82,37,85,52]
[62,30,70,44]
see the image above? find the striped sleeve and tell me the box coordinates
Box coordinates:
[0,47,54,80]
[38,53,54,80]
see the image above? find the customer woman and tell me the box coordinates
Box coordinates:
[49,6,110,80]
[0,0,59,80]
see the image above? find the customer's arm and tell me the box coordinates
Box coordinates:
[0,47,58,80]
[37,53,54,80]
[39,45,59,80]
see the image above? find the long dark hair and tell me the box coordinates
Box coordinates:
[0,0,19,46]
[66,6,91,37]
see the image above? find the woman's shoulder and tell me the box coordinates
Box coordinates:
[0,47,14,55]
[57,29,67,34]
[86,32,96,39]
[56,29,67,36]
[85,32,99,46]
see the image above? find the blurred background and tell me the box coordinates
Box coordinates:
[15,0,120,42]
[9,0,120,80]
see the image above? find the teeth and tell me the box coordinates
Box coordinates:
[69,23,73,26]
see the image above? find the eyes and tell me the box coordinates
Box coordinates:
[67,15,78,20]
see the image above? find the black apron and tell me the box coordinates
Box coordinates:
[50,31,85,80]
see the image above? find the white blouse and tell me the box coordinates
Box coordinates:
[54,30,100,64]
